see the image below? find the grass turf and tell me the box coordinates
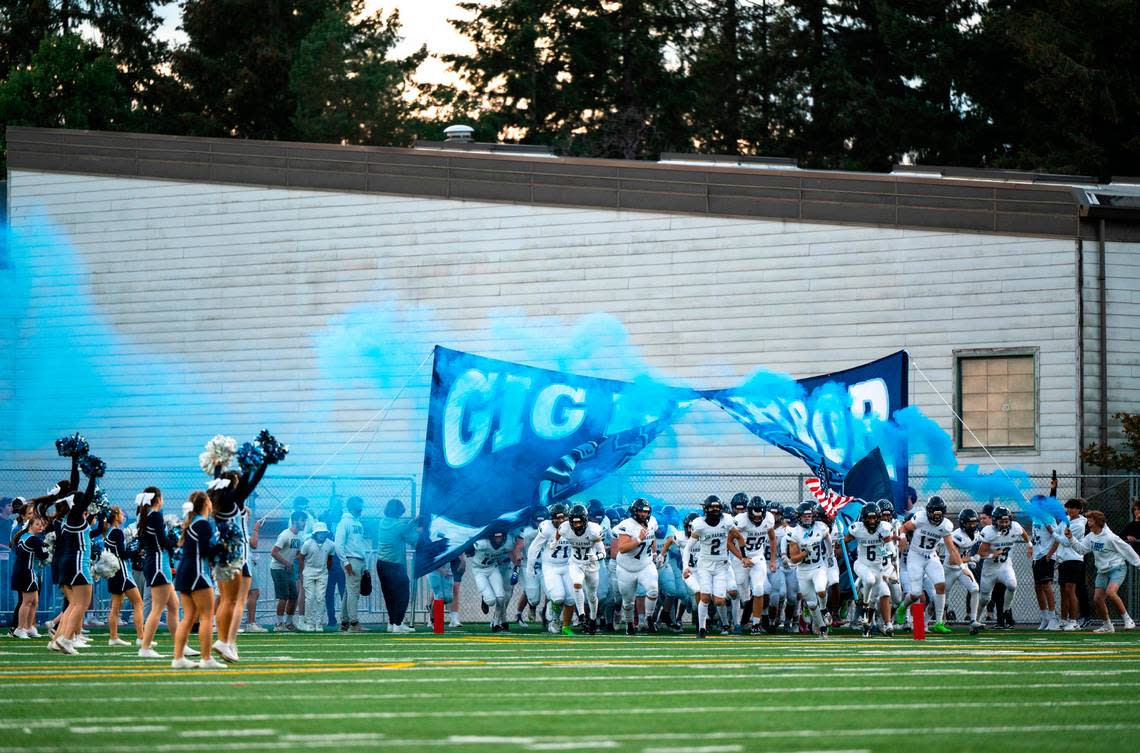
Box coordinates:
[1,626,1138,753]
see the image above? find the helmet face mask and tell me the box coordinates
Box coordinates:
[630,498,651,526]
[490,532,507,548]
[731,492,749,516]
[568,503,588,535]
[877,499,895,520]
[797,501,815,528]
[549,502,568,528]
[860,507,879,529]
[958,508,979,534]
[683,512,698,536]
[746,497,766,524]
[702,495,723,525]
[781,506,796,525]
[992,506,1012,533]
[926,495,947,525]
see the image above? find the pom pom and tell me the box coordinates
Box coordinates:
[87,486,111,521]
[211,520,246,582]
[92,549,121,581]
[55,433,89,459]
[41,532,56,564]
[199,434,238,475]
[79,454,106,479]
[235,442,264,473]
[162,514,182,550]
[255,429,289,464]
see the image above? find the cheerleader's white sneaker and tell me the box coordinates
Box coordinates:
[138,647,163,658]
[1123,616,1136,630]
[198,657,227,669]
[108,637,132,647]
[57,638,79,656]
[184,646,200,657]
[212,640,238,663]
[170,657,197,669]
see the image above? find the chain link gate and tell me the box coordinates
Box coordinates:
[2,468,1136,629]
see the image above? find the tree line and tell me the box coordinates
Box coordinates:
[1,0,1138,178]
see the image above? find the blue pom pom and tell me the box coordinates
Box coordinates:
[79,454,106,479]
[236,442,264,472]
[255,429,288,464]
[55,433,89,458]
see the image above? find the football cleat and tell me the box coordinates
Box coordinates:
[932,622,952,634]
[697,627,707,639]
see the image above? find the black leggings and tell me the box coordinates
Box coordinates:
[375,560,410,625]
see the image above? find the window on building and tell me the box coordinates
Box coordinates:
[956,353,1036,450]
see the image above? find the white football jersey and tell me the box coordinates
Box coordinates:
[951,528,979,562]
[848,520,892,570]
[470,537,512,569]
[980,521,1025,565]
[733,511,775,558]
[613,516,658,572]
[909,509,953,559]
[1030,523,1050,561]
[688,516,737,572]
[788,522,831,572]
[557,520,606,568]
[530,519,570,570]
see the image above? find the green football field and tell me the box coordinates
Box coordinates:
[1,627,1138,753]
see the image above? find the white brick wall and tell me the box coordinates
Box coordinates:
[3,169,1085,486]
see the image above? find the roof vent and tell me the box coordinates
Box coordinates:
[443,124,475,143]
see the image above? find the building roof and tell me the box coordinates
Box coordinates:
[7,126,1138,241]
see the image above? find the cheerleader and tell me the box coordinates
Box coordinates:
[11,515,48,638]
[137,488,182,657]
[7,498,33,637]
[104,506,144,647]
[172,491,226,669]
[48,461,99,656]
[210,461,268,663]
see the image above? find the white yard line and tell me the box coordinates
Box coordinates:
[1,698,1133,731]
[0,725,1136,753]
[0,680,1133,707]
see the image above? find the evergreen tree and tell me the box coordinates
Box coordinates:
[290,2,425,146]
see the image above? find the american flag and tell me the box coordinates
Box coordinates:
[805,456,854,517]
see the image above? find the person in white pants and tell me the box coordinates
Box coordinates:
[896,496,962,634]
[976,506,1032,632]
[469,532,514,632]
[557,504,606,634]
[298,524,335,632]
[613,499,660,634]
[733,497,777,635]
[845,502,896,636]
[787,501,833,638]
[526,503,573,634]
[683,496,746,639]
[945,508,983,632]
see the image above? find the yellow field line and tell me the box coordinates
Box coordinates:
[0,662,416,681]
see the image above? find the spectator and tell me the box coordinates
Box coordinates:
[1122,500,1140,553]
[1051,498,1089,630]
[334,496,367,632]
[375,499,418,633]
[298,523,335,632]
[270,510,308,631]
[291,497,313,620]
[1063,510,1139,633]
[322,495,345,627]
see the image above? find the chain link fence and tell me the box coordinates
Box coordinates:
[0,469,417,628]
[438,472,1140,627]
[3,469,1137,629]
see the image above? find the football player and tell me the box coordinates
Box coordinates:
[946,508,984,633]
[786,501,832,637]
[682,496,745,638]
[556,503,607,634]
[469,531,514,632]
[976,506,1032,630]
[734,496,777,635]
[526,503,573,634]
[614,498,660,633]
[895,496,962,634]
[845,503,895,636]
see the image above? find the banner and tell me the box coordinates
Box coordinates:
[414,347,687,577]
[702,351,909,510]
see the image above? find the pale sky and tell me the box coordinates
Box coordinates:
[155,0,472,86]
